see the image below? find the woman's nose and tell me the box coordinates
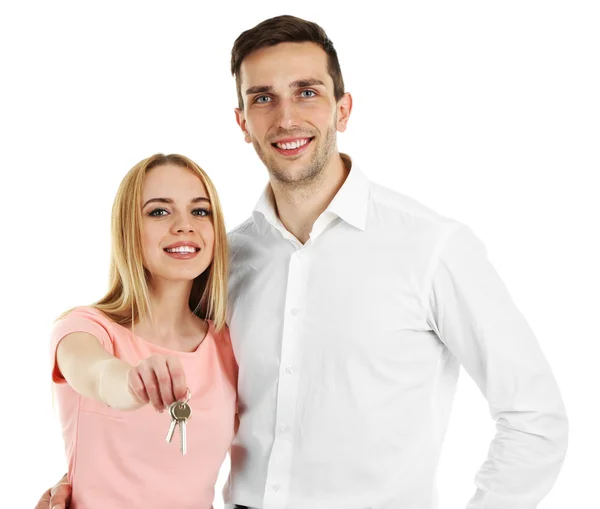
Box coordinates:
[171,217,195,234]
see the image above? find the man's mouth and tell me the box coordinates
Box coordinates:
[271,137,314,156]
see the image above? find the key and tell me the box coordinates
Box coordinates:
[166,411,178,444]
[166,401,183,443]
[172,402,192,455]
[166,401,184,444]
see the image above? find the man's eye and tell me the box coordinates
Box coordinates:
[254,95,271,104]
[300,90,316,98]
[193,208,211,217]
[148,208,168,217]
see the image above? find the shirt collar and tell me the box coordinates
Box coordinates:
[252,184,288,236]
[326,153,369,231]
[252,153,370,234]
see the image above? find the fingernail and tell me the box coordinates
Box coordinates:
[52,505,61,509]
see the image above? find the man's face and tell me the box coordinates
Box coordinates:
[235,42,351,186]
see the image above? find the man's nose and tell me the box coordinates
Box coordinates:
[275,99,301,130]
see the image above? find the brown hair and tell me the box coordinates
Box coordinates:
[231,15,345,109]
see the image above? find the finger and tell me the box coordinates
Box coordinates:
[49,474,71,509]
[127,367,149,404]
[153,356,176,407]
[137,361,165,411]
[33,488,51,509]
[166,356,187,401]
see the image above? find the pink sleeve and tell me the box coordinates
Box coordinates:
[50,307,115,383]
[218,325,239,412]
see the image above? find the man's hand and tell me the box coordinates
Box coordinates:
[34,474,71,509]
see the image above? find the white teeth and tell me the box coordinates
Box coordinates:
[166,246,197,253]
[276,139,309,150]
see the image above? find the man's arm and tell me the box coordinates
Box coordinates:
[34,474,70,509]
[425,225,568,509]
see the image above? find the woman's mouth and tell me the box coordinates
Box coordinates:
[163,244,201,259]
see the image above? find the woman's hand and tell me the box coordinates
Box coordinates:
[127,354,187,411]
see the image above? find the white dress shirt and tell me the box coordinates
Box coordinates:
[223,155,568,509]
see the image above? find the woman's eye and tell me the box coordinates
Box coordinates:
[148,208,168,217]
[193,208,211,217]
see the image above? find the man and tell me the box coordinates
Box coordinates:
[39,15,567,509]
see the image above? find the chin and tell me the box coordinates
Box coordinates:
[271,165,321,185]
[158,267,209,283]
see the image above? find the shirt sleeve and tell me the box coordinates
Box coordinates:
[425,225,568,509]
[50,306,115,383]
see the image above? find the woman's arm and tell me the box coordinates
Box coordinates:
[56,332,188,411]
[57,332,142,410]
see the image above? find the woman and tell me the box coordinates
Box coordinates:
[49,153,237,508]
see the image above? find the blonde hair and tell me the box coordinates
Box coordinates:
[60,153,228,331]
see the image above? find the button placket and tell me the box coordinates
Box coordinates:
[262,250,307,509]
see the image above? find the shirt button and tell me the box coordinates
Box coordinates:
[290,308,299,316]
[285,366,293,374]
[272,484,280,492]
[280,423,288,433]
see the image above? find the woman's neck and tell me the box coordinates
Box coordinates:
[133,278,207,350]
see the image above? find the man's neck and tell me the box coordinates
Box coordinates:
[270,153,349,244]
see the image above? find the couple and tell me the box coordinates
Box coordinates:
[38,14,568,509]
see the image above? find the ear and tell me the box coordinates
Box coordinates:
[336,92,353,133]
[235,108,252,144]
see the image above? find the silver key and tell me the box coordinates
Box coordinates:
[171,402,192,455]
[179,418,187,455]
[166,412,178,444]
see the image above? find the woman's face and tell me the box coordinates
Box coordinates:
[140,164,215,284]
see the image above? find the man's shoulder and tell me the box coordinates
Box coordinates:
[368,180,459,231]
[227,216,257,240]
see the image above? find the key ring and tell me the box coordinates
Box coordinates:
[181,388,191,406]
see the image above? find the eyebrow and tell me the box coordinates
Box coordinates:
[142,197,210,208]
[245,78,326,96]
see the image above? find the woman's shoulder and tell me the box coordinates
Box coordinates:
[56,305,99,323]
[210,322,237,386]
[209,321,231,343]
[210,323,236,359]
[58,306,118,328]
[50,306,122,356]
[53,306,133,343]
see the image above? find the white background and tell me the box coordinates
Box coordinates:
[1,1,598,507]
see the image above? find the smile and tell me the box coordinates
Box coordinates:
[164,246,199,254]
[163,242,201,259]
[271,137,313,156]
